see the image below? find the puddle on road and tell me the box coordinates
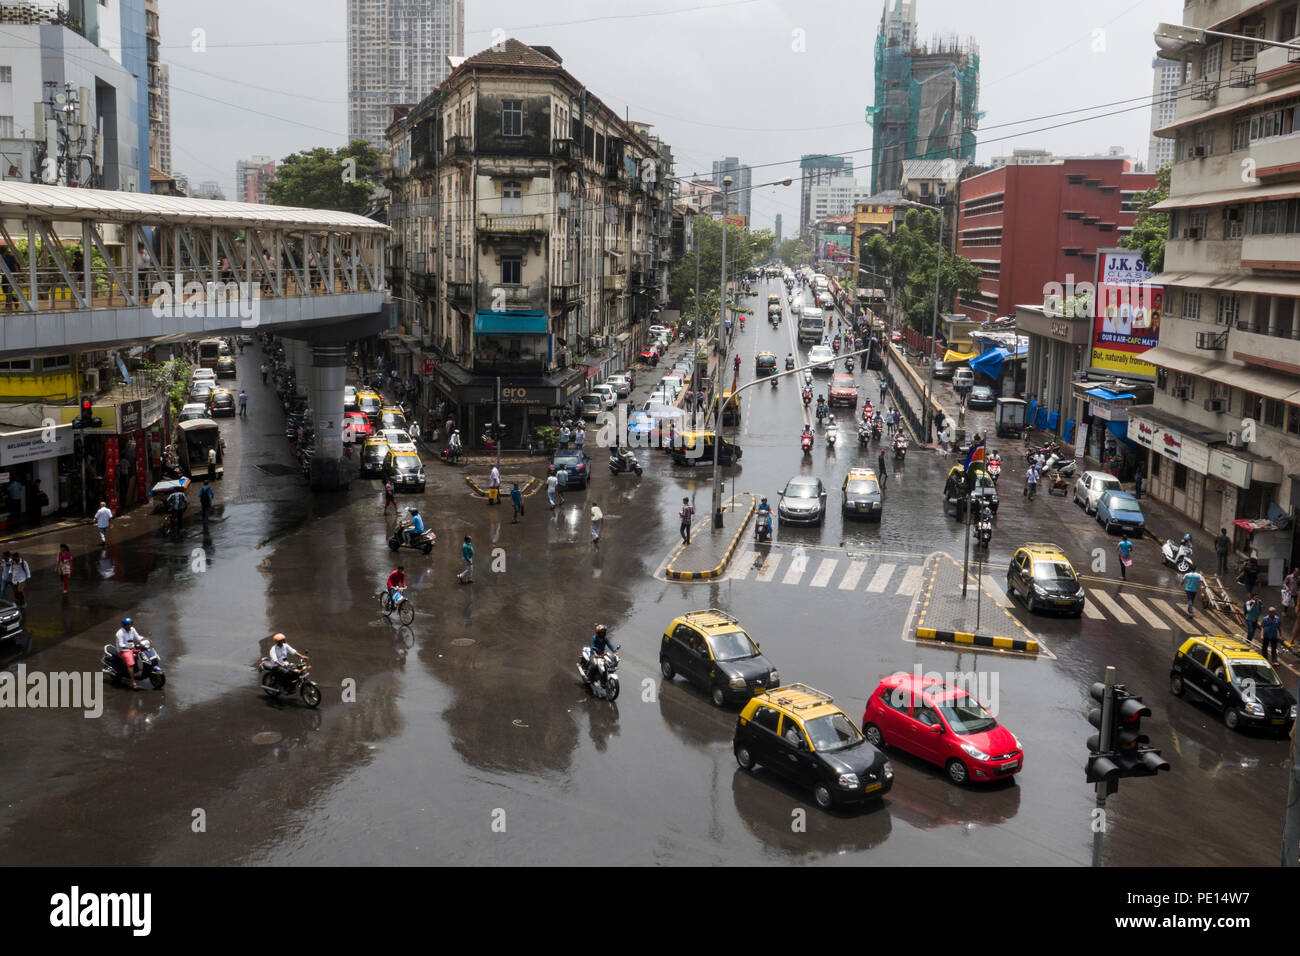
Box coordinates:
[251,731,282,745]
[450,638,475,647]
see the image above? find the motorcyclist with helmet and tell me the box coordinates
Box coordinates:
[586,624,619,684]
[114,617,143,689]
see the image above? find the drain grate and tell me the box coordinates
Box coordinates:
[256,463,299,477]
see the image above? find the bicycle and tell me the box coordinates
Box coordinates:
[378,587,415,625]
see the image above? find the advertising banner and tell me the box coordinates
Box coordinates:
[1091,251,1162,377]
[816,233,853,261]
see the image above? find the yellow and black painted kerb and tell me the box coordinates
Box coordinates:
[666,495,756,581]
[913,552,1041,655]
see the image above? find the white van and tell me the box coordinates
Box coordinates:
[813,274,830,291]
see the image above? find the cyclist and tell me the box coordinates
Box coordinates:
[385,565,406,608]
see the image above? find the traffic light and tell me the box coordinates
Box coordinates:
[1086,681,1121,791]
[80,399,92,427]
[1112,687,1170,779]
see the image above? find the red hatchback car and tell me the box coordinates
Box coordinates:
[344,411,373,443]
[828,373,858,407]
[861,673,1023,785]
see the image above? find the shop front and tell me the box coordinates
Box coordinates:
[1072,385,1138,478]
[0,422,73,529]
[1015,305,1092,438]
[431,360,585,449]
[1127,408,1216,528]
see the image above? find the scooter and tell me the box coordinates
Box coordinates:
[389,526,436,554]
[801,433,814,455]
[826,421,838,448]
[815,401,828,423]
[771,374,779,390]
[1162,539,1195,574]
[976,511,994,548]
[802,387,813,407]
[871,420,883,442]
[578,646,620,701]
[858,422,870,446]
[893,435,907,461]
[987,453,1002,483]
[785,356,795,371]
[258,657,321,708]
[609,450,643,476]
[755,511,772,543]
[102,638,166,690]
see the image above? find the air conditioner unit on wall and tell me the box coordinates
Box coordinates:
[1203,398,1226,413]
[1171,385,1191,400]
[1184,227,1203,240]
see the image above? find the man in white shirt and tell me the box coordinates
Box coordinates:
[95,501,113,545]
[267,632,308,688]
[115,616,143,688]
[547,472,561,510]
[489,465,500,504]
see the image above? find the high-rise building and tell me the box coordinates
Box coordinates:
[1134,0,1300,556]
[799,154,852,236]
[145,0,170,174]
[868,0,980,195]
[808,178,872,221]
[0,1,150,191]
[773,214,782,244]
[711,157,751,222]
[347,0,466,150]
[236,156,276,204]
[1147,57,1182,171]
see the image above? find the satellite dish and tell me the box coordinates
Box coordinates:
[54,93,66,104]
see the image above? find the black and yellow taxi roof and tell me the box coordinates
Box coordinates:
[1177,634,1267,663]
[843,467,878,489]
[666,608,746,636]
[741,683,844,725]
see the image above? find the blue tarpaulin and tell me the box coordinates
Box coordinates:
[1106,421,1134,444]
[1085,387,1136,401]
[970,345,1027,380]
[473,310,547,335]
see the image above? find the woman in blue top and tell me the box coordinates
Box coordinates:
[1116,534,1134,581]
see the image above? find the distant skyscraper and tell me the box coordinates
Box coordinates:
[1148,57,1181,171]
[711,157,752,222]
[348,0,466,150]
[799,154,852,236]
[868,0,980,194]
[774,213,782,244]
[236,157,276,204]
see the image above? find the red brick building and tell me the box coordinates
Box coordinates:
[955,157,1156,322]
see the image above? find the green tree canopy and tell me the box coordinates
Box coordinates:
[776,236,813,267]
[865,208,980,330]
[667,218,773,316]
[1120,163,1171,273]
[266,140,383,211]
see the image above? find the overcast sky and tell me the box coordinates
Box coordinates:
[161,0,1184,231]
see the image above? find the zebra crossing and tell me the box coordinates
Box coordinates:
[718,546,1221,634]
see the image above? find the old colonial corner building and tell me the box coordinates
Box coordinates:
[1141,0,1300,580]
[385,40,676,443]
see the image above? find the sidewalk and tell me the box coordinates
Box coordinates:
[664,492,755,581]
[912,552,1041,654]
[0,515,89,546]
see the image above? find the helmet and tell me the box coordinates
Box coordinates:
[1183,532,1192,543]
[122,617,133,627]
[273,633,287,643]
[761,496,768,503]
[594,624,607,638]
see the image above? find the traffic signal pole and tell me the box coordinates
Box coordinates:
[1092,666,1116,869]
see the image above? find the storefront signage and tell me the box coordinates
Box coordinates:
[141,393,166,427]
[119,400,141,435]
[422,356,436,376]
[1050,322,1070,339]
[466,386,555,406]
[1089,398,1131,422]
[1208,448,1252,489]
[1090,251,1161,377]
[0,427,71,466]
[1127,417,1156,448]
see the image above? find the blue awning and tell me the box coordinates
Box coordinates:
[1106,420,1135,445]
[1086,387,1136,401]
[970,347,1010,378]
[474,310,548,335]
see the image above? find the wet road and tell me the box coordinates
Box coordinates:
[0,290,1289,866]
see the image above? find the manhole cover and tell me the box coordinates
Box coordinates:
[450,638,475,647]
[255,463,299,477]
[251,731,282,745]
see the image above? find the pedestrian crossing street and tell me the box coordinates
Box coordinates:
[720,546,1220,635]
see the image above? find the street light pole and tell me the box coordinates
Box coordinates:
[921,192,945,444]
[712,175,732,529]
[693,213,701,398]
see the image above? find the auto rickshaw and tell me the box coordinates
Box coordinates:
[755,351,778,377]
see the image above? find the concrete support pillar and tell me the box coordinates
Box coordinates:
[288,339,312,398]
[309,344,348,492]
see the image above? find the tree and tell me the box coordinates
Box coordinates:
[776,236,813,267]
[1120,163,1171,273]
[667,218,772,316]
[866,208,979,330]
[265,140,383,211]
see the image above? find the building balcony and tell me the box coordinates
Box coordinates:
[551,282,579,305]
[1241,233,1300,269]
[1247,133,1300,180]
[490,285,542,309]
[552,138,578,165]
[444,135,474,164]
[1230,326,1300,376]
[602,274,626,292]
[1256,40,1300,80]
[478,213,546,235]
[448,281,472,304]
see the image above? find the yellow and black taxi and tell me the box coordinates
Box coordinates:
[1006,543,1085,617]
[359,436,391,477]
[842,467,883,521]
[767,293,781,310]
[734,684,894,810]
[755,351,778,377]
[660,609,780,707]
[215,355,237,379]
[384,449,426,492]
[1170,634,1296,733]
[206,388,236,417]
[670,431,741,466]
[379,406,408,432]
[357,390,383,425]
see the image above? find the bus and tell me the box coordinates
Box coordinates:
[197,338,224,369]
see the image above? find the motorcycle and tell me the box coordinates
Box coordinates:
[578,646,620,701]
[858,422,870,446]
[862,402,874,422]
[893,435,907,461]
[102,638,166,690]
[785,356,795,371]
[1162,539,1195,574]
[389,525,436,554]
[987,453,1002,483]
[609,450,643,476]
[259,657,321,708]
[815,401,828,423]
[871,421,882,442]
[976,511,994,548]
[1026,441,1060,465]
[826,421,838,448]
[770,375,779,390]
[801,433,814,455]
[832,338,840,355]
[755,510,772,543]
[845,356,855,373]
[802,387,812,407]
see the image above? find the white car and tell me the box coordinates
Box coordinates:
[606,374,632,398]
[191,368,217,384]
[646,389,671,408]
[592,384,618,409]
[661,372,685,392]
[381,429,417,452]
[1074,470,1123,515]
[178,402,209,422]
[808,345,835,371]
[648,325,671,338]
